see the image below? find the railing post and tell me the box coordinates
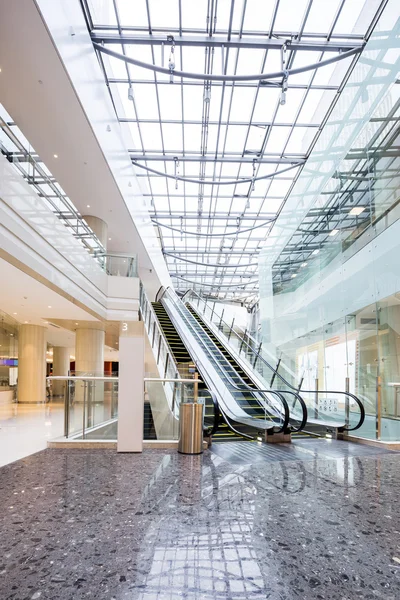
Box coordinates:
[270,357,281,387]
[163,353,169,382]
[64,381,69,438]
[219,308,225,330]
[345,376,350,428]
[376,375,381,440]
[82,380,87,440]
[157,336,162,364]
[152,321,156,347]
[228,318,235,340]
[239,328,247,354]
[314,378,319,419]
[253,342,262,368]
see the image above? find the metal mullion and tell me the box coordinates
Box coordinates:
[204,0,235,277]
[197,3,217,279]
[216,0,280,281]
[247,1,347,263]
[271,1,396,274]
[207,1,247,280]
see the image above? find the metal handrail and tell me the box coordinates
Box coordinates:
[161,287,291,433]
[185,290,365,432]
[47,376,200,383]
[187,303,308,433]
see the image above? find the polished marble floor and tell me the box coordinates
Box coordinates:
[1,441,400,599]
[0,400,64,467]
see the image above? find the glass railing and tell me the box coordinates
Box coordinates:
[47,375,218,441]
[0,110,139,278]
[184,290,365,432]
[0,113,106,256]
[94,252,138,277]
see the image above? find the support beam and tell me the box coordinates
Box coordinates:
[150,213,276,221]
[91,32,363,53]
[131,154,305,164]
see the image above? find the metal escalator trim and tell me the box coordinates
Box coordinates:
[187,292,365,433]
[161,289,289,434]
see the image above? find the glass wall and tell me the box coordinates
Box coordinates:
[0,310,18,392]
[259,1,400,442]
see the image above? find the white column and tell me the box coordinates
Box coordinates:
[52,346,70,396]
[18,325,46,403]
[82,215,108,250]
[75,328,104,376]
[118,321,144,453]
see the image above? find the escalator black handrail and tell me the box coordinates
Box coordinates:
[162,287,291,433]
[186,291,365,432]
[188,303,308,433]
[203,387,220,437]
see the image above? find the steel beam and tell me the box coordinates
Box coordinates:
[91,32,363,53]
[151,213,275,220]
[120,118,319,128]
[132,154,305,164]
[109,78,340,90]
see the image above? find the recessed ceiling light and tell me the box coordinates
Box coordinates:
[301,262,307,267]
[53,154,58,158]
[329,229,339,237]
[291,274,297,278]
[48,305,52,308]
[108,237,111,241]
[312,249,320,255]
[24,321,28,324]
[349,206,365,216]
[87,204,90,208]
[75,322,78,325]
[13,312,17,315]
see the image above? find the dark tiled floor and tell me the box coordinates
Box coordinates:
[0,442,400,599]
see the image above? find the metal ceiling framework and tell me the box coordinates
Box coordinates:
[81,0,387,305]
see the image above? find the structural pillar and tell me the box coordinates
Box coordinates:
[75,328,105,403]
[118,321,144,452]
[75,328,105,376]
[18,325,46,403]
[82,215,108,250]
[52,346,70,396]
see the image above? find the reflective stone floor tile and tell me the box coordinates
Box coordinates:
[0,444,399,599]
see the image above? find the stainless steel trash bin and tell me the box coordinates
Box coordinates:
[178,402,204,454]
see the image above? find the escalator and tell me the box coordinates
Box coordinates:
[151,302,250,441]
[184,290,366,436]
[158,288,295,439]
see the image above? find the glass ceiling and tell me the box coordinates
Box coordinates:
[82,0,384,305]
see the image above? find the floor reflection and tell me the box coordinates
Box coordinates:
[0,443,399,599]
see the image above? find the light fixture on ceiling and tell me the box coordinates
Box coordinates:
[24,321,28,324]
[128,86,134,101]
[86,204,90,208]
[301,262,308,267]
[53,154,58,158]
[349,206,365,216]
[312,249,320,255]
[329,229,339,237]
[291,273,297,278]
[75,322,78,325]
[13,312,17,315]
[108,237,111,241]
[48,305,52,308]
